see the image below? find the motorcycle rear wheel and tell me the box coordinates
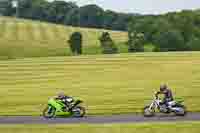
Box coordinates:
[174,105,187,116]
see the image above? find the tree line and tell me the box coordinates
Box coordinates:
[2,0,134,31]
[1,0,200,52]
[128,10,200,52]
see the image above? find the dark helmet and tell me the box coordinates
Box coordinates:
[160,84,167,91]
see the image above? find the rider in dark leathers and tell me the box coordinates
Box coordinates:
[155,84,174,108]
[55,91,74,111]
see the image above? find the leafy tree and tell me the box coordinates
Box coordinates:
[45,1,77,24]
[153,29,186,51]
[68,32,83,55]
[79,4,104,28]
[29,0,48,20]
[167,10,195,42]
[111,13,131,31]
[103,11,134,30]
[128,30,145,52]
[0,0,14,16]
[99,32,118,54]
[187,36,200,51]
[64,8,80,26]
[103,10,118,30]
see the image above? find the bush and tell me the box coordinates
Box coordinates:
[128,31,145,52]
[99,32,118,54]
[187,36,200,51]
[68,32,83,55]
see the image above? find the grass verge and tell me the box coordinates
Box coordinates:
[0,122,200,133]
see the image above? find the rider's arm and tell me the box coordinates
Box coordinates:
[65,96,74,103]
[155,91,161,98]
[53,96,60,100]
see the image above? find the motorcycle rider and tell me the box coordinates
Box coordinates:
[155,84,174,109]
[54,91,74,111]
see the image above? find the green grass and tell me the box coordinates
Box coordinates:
[0,122,200,133]
[0,17,128,59]
[0,52,200,116]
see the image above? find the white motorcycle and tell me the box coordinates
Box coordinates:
[143,96,187,117]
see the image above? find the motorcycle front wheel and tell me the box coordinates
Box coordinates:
[71,106,86,118]
[42,106,56,119]
[143,106,155,117]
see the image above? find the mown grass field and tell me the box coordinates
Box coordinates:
[0,52,200,116]
[0,122,200,133]
[0,17,128,59]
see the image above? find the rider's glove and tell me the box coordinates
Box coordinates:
[154,91,158,98]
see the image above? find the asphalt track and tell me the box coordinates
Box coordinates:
[0,113,200,124]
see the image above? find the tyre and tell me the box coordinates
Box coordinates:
[71,106,86,118]
[42,106,56,119]
[143,106,155,117]
[174,105,187,116]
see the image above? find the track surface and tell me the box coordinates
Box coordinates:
[0,113,200,124]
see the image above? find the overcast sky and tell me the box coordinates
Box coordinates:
[48,0,200,14]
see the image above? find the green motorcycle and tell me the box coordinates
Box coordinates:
[42,98,86,118]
